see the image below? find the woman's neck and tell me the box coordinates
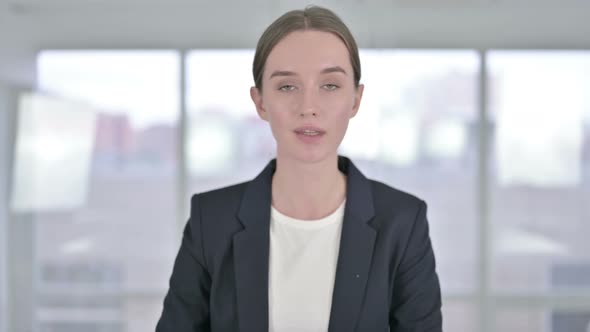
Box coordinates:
[271,154,347,221]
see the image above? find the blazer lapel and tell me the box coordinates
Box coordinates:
[328,156,376,332]
[234,160,274,332]
[233,156,376,332]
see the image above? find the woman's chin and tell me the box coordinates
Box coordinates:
[278,148,336,165]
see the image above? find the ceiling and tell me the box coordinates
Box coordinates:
[0,0,588,85]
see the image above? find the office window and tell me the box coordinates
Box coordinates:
[488,51,590,293]
[496,307,590,332]
[443,301,478,332]
[31,50,180,332]
[19,47,588,332]
[186,50,275,196]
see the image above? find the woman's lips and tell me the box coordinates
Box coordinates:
[294,126,325,144]
[294,125,326,135]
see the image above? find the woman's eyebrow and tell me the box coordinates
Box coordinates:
[269,70,296,79]
[321,66,347,75]
[269,66,348,79]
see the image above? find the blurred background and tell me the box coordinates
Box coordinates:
[0,1,589,331]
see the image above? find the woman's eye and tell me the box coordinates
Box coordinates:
[278,85,296,92]
[323,84,339,91]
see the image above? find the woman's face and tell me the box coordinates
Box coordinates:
[251,30,364,164]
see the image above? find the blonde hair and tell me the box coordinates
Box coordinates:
[252,5,361,90]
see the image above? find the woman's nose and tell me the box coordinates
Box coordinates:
[299,110,317,118]
[298,90,319,118]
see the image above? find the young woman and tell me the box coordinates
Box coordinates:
[157,6,442,332]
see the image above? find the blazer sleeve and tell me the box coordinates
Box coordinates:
[156,194,212,332]
[389,200,443,331]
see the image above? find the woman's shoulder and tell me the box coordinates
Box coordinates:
[187,181,253,241]
[367,179,425,212]
[192,180,249,201]
[364,179,430,237]
[189,180,251,216]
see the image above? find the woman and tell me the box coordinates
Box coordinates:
[157,6,442,332]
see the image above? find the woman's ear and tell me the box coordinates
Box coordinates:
[250,86,268,121]
[350,83,364,118]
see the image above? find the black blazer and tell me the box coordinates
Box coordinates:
[156,156,442,332]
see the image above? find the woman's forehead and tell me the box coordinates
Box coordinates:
[264,30,352,75]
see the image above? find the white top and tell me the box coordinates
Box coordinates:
[268,200,346,332]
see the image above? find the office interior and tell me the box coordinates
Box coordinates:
[0,0,589,331]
